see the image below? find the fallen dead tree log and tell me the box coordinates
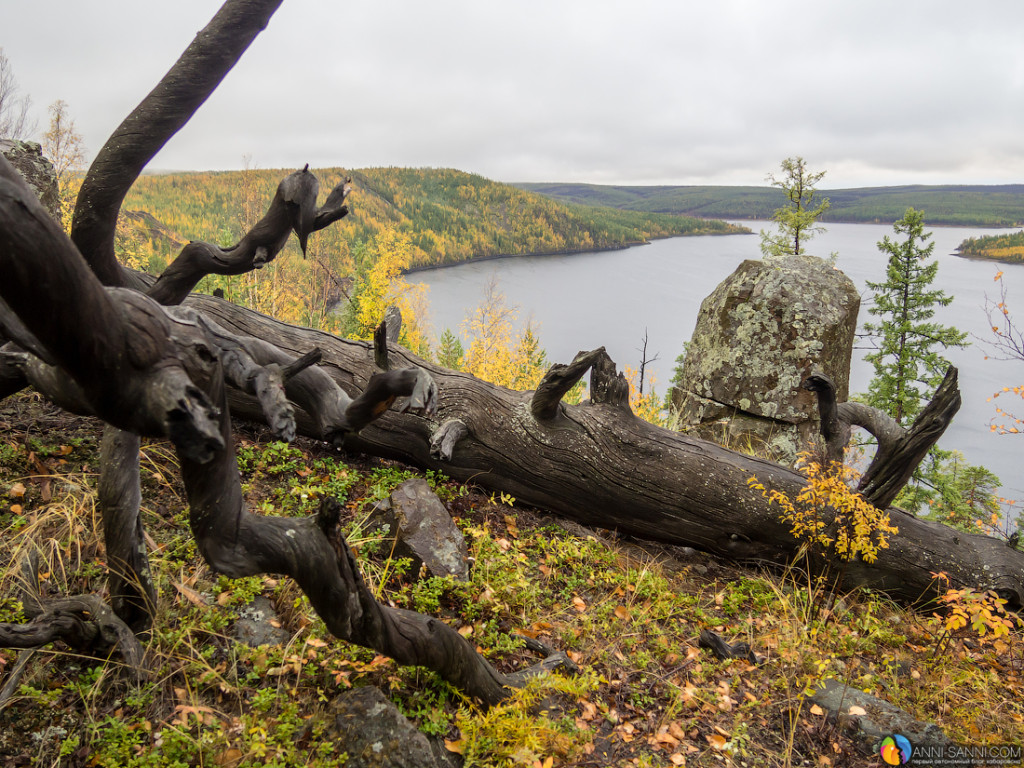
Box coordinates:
[191,297,1024,608]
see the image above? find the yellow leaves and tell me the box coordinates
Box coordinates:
[623,364,666,426]
[460,278,548,391]
[351,229,431,353]
[173,579,208,607]
[578,698,599,723]
[651,726,681,749]
[750,455,897,562]
[715,680,735,712]
[647,721,694,763]
[677,681,700,708]
[615,721,637,742]
[932,580,1023,653]
[706,732,727,750]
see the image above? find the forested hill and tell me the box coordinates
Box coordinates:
[122,167,745,273]
[516,182,1024,227]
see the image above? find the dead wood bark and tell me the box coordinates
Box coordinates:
[2,0,1020,717]
[99,427,157,632]
[146,169,351,306]
[1,179,564,701]
[0,595,143,663]
[187,296,1024,608]
[175,372,558,705]
[71,0,287,287]
[0,158,223,463]
[0,553,145,681]
[803,369,962,509]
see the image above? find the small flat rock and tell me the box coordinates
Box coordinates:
[326,686,440,768]
[367,478,469,581]
[233,595,291,647]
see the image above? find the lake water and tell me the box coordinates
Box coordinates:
[408,221,1024,502]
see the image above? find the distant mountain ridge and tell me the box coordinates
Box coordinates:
[515,182,1024,227]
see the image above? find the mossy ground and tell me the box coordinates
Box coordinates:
[0,392,1020,767]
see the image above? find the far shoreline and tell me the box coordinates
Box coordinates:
[403,228,753,275]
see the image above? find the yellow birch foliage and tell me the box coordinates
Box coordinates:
[748,455,898,563]
[350,229,430,355]
[623,365,666,427]
[114,213,153,271]
[461,279,547,391]
[928,572,1022,657]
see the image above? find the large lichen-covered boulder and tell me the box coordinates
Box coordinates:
[668,253,860,463]
[0,139,60,221]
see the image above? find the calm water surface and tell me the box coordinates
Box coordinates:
[409,221,1024,501]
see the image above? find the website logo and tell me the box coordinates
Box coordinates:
[880,734,913,765]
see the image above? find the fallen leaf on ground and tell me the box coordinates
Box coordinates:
[174,581,208,607]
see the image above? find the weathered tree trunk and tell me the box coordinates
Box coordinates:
[189,298,1024,607]
[71,0,288,288]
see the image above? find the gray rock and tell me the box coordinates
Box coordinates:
[326,686,440,768]
[810,678,952,755]
[366,478,469,581]
[233,595,291,647]
[669,253,860,464]
[0,139,60,221]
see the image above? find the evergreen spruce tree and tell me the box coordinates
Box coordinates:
[863,208,967,424]
[862,207,1002,522]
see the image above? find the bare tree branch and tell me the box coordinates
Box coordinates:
[71,0,286,286]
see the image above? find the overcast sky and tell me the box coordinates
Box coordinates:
[4,0,1024,187]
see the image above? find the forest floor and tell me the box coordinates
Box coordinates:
[0,392,1020,767]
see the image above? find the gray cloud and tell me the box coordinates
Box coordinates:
[5,0,1024,186]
